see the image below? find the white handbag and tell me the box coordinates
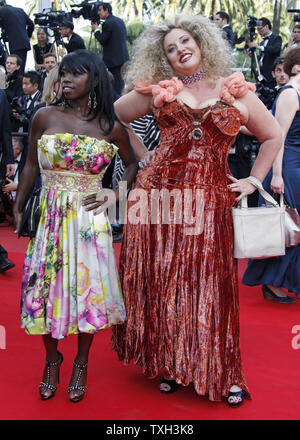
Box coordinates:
[232,176,286,259]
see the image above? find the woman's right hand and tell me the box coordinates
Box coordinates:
[270,174,284,194]
[138,151,154,168]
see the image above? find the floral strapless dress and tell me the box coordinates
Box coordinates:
[20,133,126,340]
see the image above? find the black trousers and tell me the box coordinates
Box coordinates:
[108,65,124,96]
[13,49,27,74]
[0,245,8,261]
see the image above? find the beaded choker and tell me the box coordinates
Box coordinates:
[179,69,206,85]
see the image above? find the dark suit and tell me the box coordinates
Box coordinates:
[0,89,13,223]
[20,90,42,134]
[5,69,23,104]
[17,90,42,175]
[94,14,129,95]
[0,5,34,73]
[64,32,86,53]
[222,25,234,48]
[258,33,282,87]
[0,88,13,168]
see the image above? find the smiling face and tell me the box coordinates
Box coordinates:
[163,28,202,76]
[60,68,91,101]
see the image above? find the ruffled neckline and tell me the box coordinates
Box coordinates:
[134,72,256,109]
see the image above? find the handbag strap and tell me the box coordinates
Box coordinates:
[240,176,280,208]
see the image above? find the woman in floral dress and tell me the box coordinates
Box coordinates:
[14,50,138,402]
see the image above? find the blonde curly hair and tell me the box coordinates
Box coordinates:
[124,13,234,92]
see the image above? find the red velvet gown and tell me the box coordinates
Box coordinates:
[111,88,251,401]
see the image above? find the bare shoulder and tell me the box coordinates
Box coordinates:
[31,105,65,134]
[277,86,299,103]
[32,105,63,122]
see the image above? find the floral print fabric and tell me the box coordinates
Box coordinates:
[21,134,126,340]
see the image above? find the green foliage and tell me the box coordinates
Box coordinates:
[25,0,298,58]
[126,21,146,56]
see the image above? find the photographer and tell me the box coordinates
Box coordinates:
[58,20,85,54]
[248,17,282,88]
[0,1,34,73]
[0,87,13,226]
[215,11,234,48]
[4,54,23,105]
[12,70,42,134]
[39,52,57,91]
[91,2,129,95]
[284,24,300,54]
[2,135,23,200]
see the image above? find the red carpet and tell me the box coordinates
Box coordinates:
[1,223,300,420]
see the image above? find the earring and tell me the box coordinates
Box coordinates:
[88,93,97,110]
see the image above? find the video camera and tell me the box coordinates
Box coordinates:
[255,82,276,110]
[34,9,73,28]
[34,9,73,46]
[288,9,300,23]
[11,97,33,127]
[247,15,263,42]
[70,1,100,24]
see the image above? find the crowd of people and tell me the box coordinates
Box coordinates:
[0,1,300,410]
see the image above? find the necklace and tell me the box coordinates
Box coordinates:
[179,69,206,85]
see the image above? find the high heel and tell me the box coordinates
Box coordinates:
[159,377,178,394]
[68,360,88,403]
[227,389,244,408]
[39,351,63,400]
[262,284,295,304]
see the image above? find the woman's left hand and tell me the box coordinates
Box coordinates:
[82,189,117,216]
[270,174,284,194]
[227,175,256,202]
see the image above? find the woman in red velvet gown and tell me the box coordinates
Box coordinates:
[85,14,282,406]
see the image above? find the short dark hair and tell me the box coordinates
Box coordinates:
[61,20,74,31]
[7,54,22,66]
[272,57,284,72]
[216,11,230,23]
[43,52,57,62]
[99,2,112,14]
[23,70,41,87]
[284,47,300,76]
[58,49,116,134]
[260,17,272,30]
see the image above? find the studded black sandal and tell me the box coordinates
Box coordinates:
[159,377,178,394]
[68,360,88,403]
[39,351,63,400]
